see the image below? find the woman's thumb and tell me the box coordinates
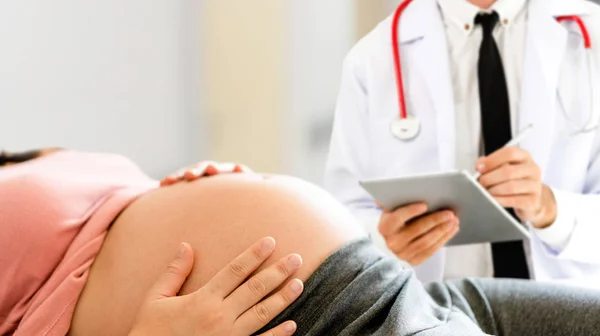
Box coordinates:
[147,242,194,300]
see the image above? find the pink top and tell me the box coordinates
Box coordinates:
[0,151,158,335]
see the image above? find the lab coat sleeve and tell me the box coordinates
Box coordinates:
[536,133,600,265]
[323,49,393,257]
[533,190,575,251]
[324,43,446,284]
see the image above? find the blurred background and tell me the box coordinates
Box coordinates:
[0,0,401,183]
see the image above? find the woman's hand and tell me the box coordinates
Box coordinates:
[160,161,252,187]
[129,237,304,336]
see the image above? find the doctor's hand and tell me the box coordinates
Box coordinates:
[476,147,557,229]
[129,238,303,336]
[377,203,460,266]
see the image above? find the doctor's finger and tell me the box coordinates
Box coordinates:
[403,210,456,240]
[375,200,389,212]
[477,147,531,174]
[487,180,541,197]
[398,219,456,263]
[379,203,428,237]
[495,194,540,211]
[478,163,538,188]
[385,213,453,255]
[409,221,460,266]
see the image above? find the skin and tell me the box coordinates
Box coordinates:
[469,0,496,9]
[70,173,365,335]
[379,146,558,265]
[476,147,557,229]
[130,239,303,336]
[378,203,460,266]
[3,152,304,335]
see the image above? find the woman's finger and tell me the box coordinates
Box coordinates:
[184,161,214,181]
[203,237,277,298]
[159,177,176,187]
[235,279,303,335]
[183,165,208,181]
[225,254,303,316]
[206,163,236,176]
[145,242,194,300]
[160,169,186,186]
[235,164,253,173]
[200,161,221,176]
[255,321,297,336]
[204,164,219,176]
[161,169,187,185]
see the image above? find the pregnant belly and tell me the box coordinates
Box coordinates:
[70,173,366,335]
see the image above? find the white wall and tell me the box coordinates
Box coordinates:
[0,0,203,178]
[286,0,356,184]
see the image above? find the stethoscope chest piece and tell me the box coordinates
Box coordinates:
[391,115,420,141]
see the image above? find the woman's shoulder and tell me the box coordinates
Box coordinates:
[0,150,157,223]
[0,150,157,335]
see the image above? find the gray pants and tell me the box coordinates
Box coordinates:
[426,278,600,335]
[258,239,600,335]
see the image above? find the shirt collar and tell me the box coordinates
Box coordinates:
[437,0,527,34]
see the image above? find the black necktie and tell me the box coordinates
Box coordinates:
[476,12,530,279]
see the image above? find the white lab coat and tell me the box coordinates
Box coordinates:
[324,0,600,286]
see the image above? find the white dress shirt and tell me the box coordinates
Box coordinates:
[438,0,575,279]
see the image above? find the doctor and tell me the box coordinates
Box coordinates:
[325,0,600,285]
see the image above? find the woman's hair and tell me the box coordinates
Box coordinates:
[0,149,43,167]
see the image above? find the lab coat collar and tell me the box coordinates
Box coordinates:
[436,0,480,33]
[396,0,440,43]
[492,0,528,25]
[437,0,527,36]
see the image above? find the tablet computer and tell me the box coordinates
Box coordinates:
[359,170,530,246]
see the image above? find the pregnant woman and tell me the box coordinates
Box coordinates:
[2,148,600,336]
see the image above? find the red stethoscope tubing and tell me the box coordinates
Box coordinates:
[556,15,592,49]
[392,0,414,120]
[392,2,593,121]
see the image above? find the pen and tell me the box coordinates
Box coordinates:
[472,124,534,180]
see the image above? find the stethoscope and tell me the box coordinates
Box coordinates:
[390,0,599,141]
